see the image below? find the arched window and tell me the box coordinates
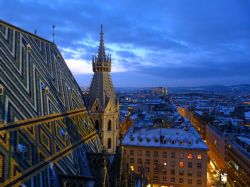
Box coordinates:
[95,120,99,131]
[108,120,112,131]
[108,138,112,149]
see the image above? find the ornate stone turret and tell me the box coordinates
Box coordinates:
[87,25,119,154]
[92,25,112,72]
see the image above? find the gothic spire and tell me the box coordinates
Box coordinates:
[98,24,106,62]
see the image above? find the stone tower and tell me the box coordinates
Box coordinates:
[88,25,119,154]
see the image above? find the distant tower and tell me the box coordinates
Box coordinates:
[87,25,119,154]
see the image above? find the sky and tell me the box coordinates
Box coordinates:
[1,0,250,87]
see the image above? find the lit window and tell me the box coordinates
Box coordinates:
[187,153,193,159]
[130,166,134,171]
[179,161,184,167]
[197,154,202,160]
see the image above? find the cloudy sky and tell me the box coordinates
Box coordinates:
[1,0,250,87]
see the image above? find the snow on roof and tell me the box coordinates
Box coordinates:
[123,127,208,150]
[237,136,250,146]
[245,111,250,120]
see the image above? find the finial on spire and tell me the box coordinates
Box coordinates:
[98,24,106,61]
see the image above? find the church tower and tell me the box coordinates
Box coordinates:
[88,25,119,154]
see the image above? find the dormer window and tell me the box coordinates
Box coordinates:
[26,44,32,52]
[45,86,49,95]
[0,84,4,95]
[171,140,175,144]
[146,138,151,142]
[154,138,159,143]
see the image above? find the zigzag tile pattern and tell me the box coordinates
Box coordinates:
[0,21,101,186]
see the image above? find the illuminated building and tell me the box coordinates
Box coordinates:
[122,125,208,187]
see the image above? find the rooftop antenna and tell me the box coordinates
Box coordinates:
[52,24,56,43]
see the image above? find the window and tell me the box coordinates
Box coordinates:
[179,153,184,159]
[108,120,112,131]
[95,120,99,131]
[154,167,158,174]
[188,172,192,177]
[170,177,175,183]
[162,170,167,175]
[179,170,184,176]
[197,171,201,177]
[197,163,202,169]
[197,180,201,185]
[162,152,167,158]
[130,150,134,156]
[108,138,112,149]
[188,162,192,168]
[197,154,202,160]
[130,158,134,164]
[138,150,142,156]
[138,159,142,164]
[162,176,166,182]
[179,178,183,183]
[171,169,175,175]
[153,176,158,181]
[138,166,141,172]
[179,161,184,167]
[146,159,150,165]
[171,152,175,158]
[154,160,158,165]
[146,167,150,172]
[146,151,150,157]
[188,179,192,184]
[187,153,193,159]
[171,161,175,167]
[154,151,158,157]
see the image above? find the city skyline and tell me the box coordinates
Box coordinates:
[1,0,249,87]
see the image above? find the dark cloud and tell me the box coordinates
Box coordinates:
[1,0,249,86]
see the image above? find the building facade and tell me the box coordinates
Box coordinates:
[123,127,208,187]
[87,25,119,154]
[226,137,250,187]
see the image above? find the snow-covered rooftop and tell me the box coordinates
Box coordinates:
[123,126,208,150]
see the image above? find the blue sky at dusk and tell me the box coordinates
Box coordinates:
[1,0,250,87]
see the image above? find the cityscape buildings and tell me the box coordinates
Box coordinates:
[0,9,250,187]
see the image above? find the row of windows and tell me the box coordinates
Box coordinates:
[95,120,113,131]
[130,158,202,169]
[129,150,202,160]
[135,165,202,177]
[152,176,202,185]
